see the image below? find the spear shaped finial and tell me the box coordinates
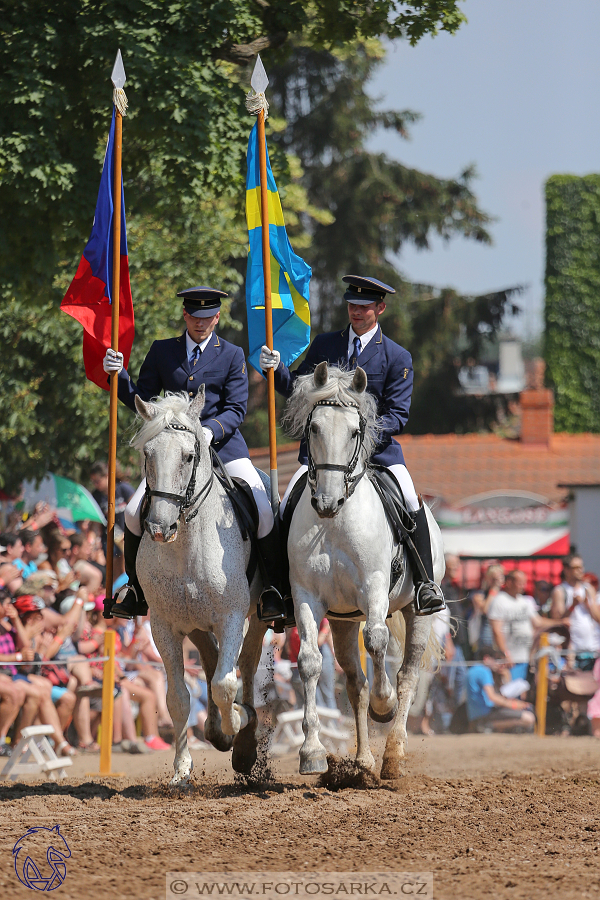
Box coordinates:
[246,54,269,119]
[111,49,128,116]
[251,54,269,94]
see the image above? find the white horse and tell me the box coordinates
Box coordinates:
[132,391,268,785]
[285,362,444,779]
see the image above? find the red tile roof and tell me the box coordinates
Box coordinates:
[250,433,600,505]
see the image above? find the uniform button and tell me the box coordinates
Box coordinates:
[189,375,194,381]
[188,391,193,397]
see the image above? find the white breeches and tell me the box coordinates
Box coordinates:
[125,458,275,540]
[280,462,420,516]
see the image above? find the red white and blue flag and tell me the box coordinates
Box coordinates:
[61,107,134,390]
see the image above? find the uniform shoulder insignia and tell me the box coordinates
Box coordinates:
[242,362,246,374]
[403,368,408,379]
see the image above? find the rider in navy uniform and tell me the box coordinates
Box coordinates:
[260,275,445,616]
[103,287,286,622]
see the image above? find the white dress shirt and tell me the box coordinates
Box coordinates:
[186,330,213,360]
[348,322,378,359]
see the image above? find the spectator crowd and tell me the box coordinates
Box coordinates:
[1,468,600,764]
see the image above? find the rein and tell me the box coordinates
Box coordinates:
[304,398,367,499]
[144,421,213,524]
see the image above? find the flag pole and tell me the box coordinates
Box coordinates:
[100,49,127,776]
[250,56,278,515]
[105,106,123,611]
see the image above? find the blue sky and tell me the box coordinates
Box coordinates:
[368,0,600,338]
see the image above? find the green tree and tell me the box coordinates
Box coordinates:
[544,174,600,432]
[231,39,519,442]
[0,1,466,486]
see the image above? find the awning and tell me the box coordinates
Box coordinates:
[440,527,570,558]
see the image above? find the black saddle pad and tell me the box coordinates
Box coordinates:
[368,465,415,544]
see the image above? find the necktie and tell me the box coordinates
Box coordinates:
[350,335,361,369]
[190,344,201,365]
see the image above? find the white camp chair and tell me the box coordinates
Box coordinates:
[271,706,351,757]
[0,725,73,781]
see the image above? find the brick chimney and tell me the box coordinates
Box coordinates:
[519,358,554,446]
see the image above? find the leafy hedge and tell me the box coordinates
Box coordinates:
[545,175,600,432]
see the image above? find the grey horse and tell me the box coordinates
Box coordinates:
[132,390,268,785]
[284,362,444,779]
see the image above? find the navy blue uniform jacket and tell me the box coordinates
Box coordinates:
[274,324,412,466]
[117,331,250,464]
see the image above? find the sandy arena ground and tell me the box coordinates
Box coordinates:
[1,733,599,900]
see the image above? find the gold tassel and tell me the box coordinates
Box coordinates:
[113,87,128,117]
[245,89,268,120]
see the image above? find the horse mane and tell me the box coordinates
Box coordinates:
[283,367,381,461]
[130,392,201,451]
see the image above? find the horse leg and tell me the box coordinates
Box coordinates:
[329,620,375,772]
[211,612,249,736]
[296,596,328,774]
[188,629,233,752]
[363,590,397,722]
[231,614,268,774]
[381,605,432,780]
[150,618,192,786]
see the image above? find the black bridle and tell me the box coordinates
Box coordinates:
[304,399,367,499]
[144,422,213,525]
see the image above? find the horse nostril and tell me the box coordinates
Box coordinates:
[311,496,319,511]
[337,497,345,508]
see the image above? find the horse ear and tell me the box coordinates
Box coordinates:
[135,396,158,420]
[352,366,367,394]
[314,361,328,387]
[189,385,206,419]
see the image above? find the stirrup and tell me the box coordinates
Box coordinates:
[257,585,286,623]
[111,585,139,620]
[414,581,446,616]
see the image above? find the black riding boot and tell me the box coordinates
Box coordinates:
[110,526,148,620]
[256,526,287,624]
[409,504,446,616]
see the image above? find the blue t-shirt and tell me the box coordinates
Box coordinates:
[467,664,496,721]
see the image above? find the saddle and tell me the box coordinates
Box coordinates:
[209,449,260,586]
[280,467,414,611]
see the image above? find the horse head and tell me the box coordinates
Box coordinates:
[307,362,368,518]
[134,389,209,543]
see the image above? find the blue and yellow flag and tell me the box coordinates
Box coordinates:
[245,122,311,373]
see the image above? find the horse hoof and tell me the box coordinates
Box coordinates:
[205,726,233,753]
[380,756,402,780]
[232,705,258,775]
[368,700,398,724]
[170,758,193,786]
[299,753,328,775]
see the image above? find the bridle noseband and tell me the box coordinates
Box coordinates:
[144,422,213,525]
[305,399,367,499]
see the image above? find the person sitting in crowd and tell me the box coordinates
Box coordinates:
[466,647,535,733]
[82,613,171,751]
[0,532,25,570]
[588,657,600,739]
[0,590,76,757]
[17,529,47,579]
[67,533,103,596]
[487,569,566,680]
[12,595,78,749]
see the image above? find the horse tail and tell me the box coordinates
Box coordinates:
[387,610,444,672]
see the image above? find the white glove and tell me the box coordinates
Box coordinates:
[260,345,280,370]
[202,427,214,445]
[103,348,124,374]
